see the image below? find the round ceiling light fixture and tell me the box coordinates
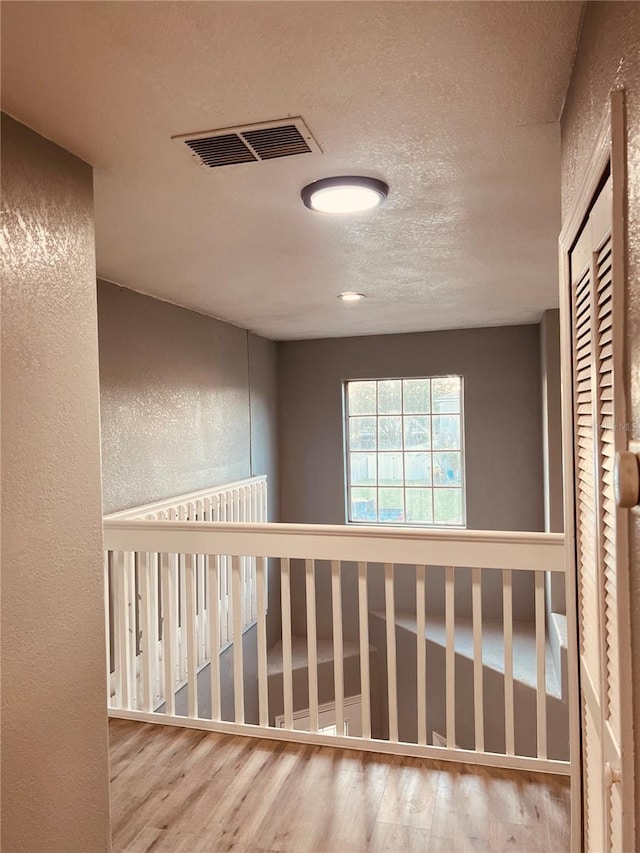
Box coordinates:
[301,176,389,214]
[337,291,366,302]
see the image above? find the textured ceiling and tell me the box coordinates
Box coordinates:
[1,1,583,340]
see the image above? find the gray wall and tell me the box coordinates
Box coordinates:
[98,280,278,518]
[278,324,544,532]
[1,115,111,851]
[561,0,640,828]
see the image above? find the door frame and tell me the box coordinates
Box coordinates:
[558,89,633,852]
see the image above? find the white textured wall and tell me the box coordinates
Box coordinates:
[1,114,111,851]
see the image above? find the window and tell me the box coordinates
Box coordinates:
[344,377,465,527]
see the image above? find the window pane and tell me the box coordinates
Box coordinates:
[404,452,432,486]
[378,380,402,414]
[349,417,376,451]
[351,487,377,522]
[433,452,462,487]
[350,453,377,486]
[404,415,431,450]
[379,452,403,486]
[378,488,404,522]
[348,381,376,415]
[432,415,461,450]
[403,378,430,414]
[431,377,461,413]
[433,489,463,525]
[378,416,402,450]
[406,489,433,523]
[346,374,465,528]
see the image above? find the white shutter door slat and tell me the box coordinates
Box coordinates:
[569,172,630,851]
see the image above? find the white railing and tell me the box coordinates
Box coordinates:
[103,476,267,706]
[103,515,569,776]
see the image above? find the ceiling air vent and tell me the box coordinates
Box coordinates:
[173,117,321,169]
[184,133,257,167]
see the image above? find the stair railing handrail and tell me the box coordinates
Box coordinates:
[103,520,564,572]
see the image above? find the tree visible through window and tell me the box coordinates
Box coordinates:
[344,377,465,526]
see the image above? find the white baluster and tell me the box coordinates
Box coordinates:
[161,552,177,716]
[472,567,484,752]
[194,500,205,666]
[281,558,294,730]
[385,563,398,743]
[127,551,137,709]
[104,551,112,707]
[232,555,244,723]
[150,551,160,706]
[416,564,427,746]
[185,553,198,719]
[357,561,371,740]
[256,556,269,727]
[502,569,515,755]
[197,551,206,666]
[445,565,455,748]
[503,569,515,755]
[239,489,248,630]
[138,552,155,713]
[177,506,187,683]
[251,481,258,525]
[305,559,319,733]
[535,571,547,759]
[221,498,230,646]
[207,554,221,721]
[331,560,344,737]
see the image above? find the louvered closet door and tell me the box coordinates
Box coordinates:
[570,175,630,852]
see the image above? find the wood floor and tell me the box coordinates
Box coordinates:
[109,719,570,852]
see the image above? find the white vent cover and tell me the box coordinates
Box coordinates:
[173,117,321,169]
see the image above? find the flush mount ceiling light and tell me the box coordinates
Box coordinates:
[301,176,389,214]
[338,291,366,302]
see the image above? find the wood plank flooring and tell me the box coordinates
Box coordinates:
[109,719,570,852]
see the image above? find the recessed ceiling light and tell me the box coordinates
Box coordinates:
[302,176,389,214]
[338,292,366,302]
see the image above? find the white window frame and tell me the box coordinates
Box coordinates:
[343,376,467,529]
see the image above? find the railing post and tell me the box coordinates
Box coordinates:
[357,561,371,740]
[138,551,155,713]
[206,554,221,721]
[331,561,344,737]
[416,564,427,746]
[281,557,294,730]
[535,571,548,760]
[472,566,484,753]
[305,559,319,734]
[445,565,455,749]
[231,554,245,724]
[256,556,269,727]
[503,568,515,756]
[104,551,112,707]
[161,552,177,717]
[384,563,398,743]
[185,553,199,719]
